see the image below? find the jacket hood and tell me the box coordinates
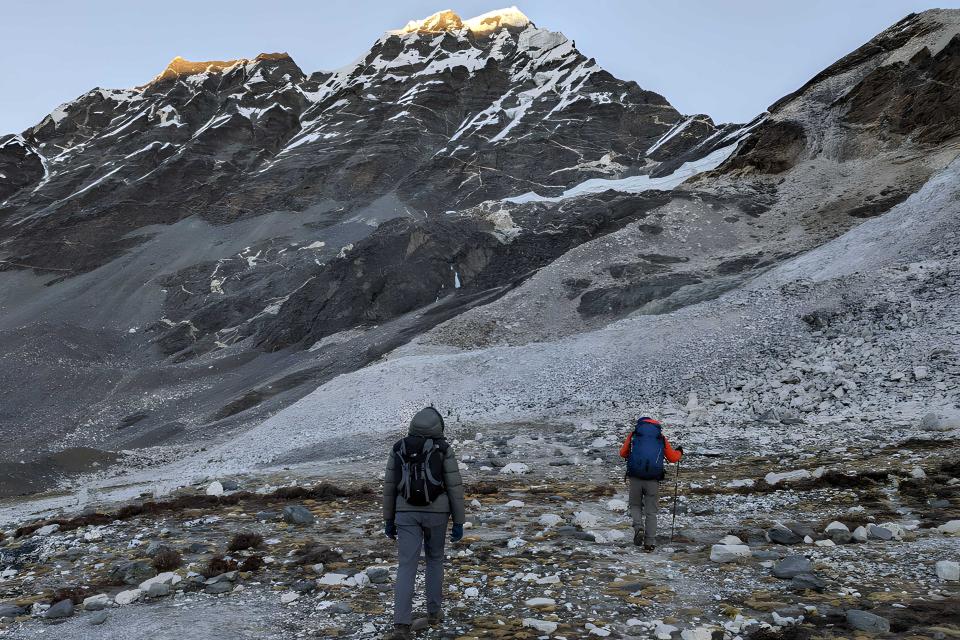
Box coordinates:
[409,406,445,437]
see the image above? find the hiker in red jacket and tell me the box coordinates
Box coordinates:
[619,417,683,551]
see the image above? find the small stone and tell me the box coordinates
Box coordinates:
[814,539,835,547]
[292,580,317,594]
[764,470,812,486]
[280,592,300,604]
[282,505,315,525]
[206,481,224,496]
[773,555,812,579]
[88,610,108,626]
[538,514,563,527]
[937,520,960,535]
[790,573,826,591]
[710,544,751,563]
[500,462,530,475]
[852,526,869,542]
[504,500,525,508]
[366,567,390,584]
[114,589,143,606]
[0,603,26,618]
[846,609,890,633]
[464,587,479,598]
[718,535,743,545]
[767,526,803,545]
[523,618,558,633]
[35,524,60,537]
[935,560,959,581]
[44,599,74,619]
[524,597,556,608]
[824,521,849,534]
[205,582,233,595]
[146,582,170,598]
[82,594,110,611]
[867,523,894,541]
[327,601,352,614]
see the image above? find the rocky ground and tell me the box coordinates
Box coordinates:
[1,418,957,640]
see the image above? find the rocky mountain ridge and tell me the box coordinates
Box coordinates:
[0,8,958,502]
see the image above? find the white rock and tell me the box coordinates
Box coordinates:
[114,589,143,606]
[718,535,743,545]
[824,521,849,534]
[937,520,960,535]
[656,624,679,640]
[877,522,906,540]
[139,571,181,591]
[523,618,558,633]
[82,594,110,611]
[205,481,224,497]
[507,537,526,549]
[606,498,628,512]
[681,627,714,640]
[803,536,814,544]
[524,597,556,607]
[280,592,299,604]
[35,524,60,537]
[935,560,959,581]
[536,574,561,585]
[591,529,626,544]
[910,467,927,479]
[852,526,869,542]
[504,500,525,508]
[710,544,751,563]
[764,470,811,486]
[500,462,529,475]
[352,572,370,588]
[913,366,929,380]
[464,587,480,598]
[538,514,563,527]
[815,539,835,547]
[725,478,754,488]
[318,573,349,585]
[586,622,611,636]
[573,511,599,528]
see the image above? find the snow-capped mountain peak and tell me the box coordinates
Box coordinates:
[393,6,532,36]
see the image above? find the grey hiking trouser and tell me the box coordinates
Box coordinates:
[628,478,659,545]
[394,511,449,625]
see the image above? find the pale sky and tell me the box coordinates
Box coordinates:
[2,1,958,135]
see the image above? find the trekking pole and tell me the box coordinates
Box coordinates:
[670,458,681,541]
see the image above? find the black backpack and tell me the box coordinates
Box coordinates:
[394,436,448,506]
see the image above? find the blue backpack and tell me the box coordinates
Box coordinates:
[626,417,665,480]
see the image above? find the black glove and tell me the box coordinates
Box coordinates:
[450,524,464,543]
[384,520,397,539]
[677,446,684,455]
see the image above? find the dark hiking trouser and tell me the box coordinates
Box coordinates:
[394,511,449,625]
[628,478,659,545]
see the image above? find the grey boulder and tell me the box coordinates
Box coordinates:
[768,527,803,545]
[846,609,890,633]
[44,599,74,619]
[283,505,315,525]
[773,555,813,579]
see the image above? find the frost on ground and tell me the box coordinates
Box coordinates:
[0,421,957,639]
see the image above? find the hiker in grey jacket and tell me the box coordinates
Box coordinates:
[382,407,465,640]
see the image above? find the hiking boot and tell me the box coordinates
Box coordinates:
[633,528,644,546]
[427,609,444,625]
[383,624,412,640]
[643,544,656,553]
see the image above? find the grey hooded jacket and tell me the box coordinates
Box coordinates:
[383,407,466,525]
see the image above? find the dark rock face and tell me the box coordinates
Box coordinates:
[718,120,806,175]
[842,34,960,144]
